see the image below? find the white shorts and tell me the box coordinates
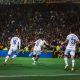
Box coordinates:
[64,49,75,56]
[10,46,17,51]
[33,50,41,55]
[8,47,17,55]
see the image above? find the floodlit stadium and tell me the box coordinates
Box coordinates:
[0,0,80,80]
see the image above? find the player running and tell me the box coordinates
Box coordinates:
[30,35,49,65]
[4,35,21,65]
[61,28,80,71]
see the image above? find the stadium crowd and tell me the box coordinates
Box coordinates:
[0,3,80,57]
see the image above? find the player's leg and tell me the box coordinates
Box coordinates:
[4,49,12,64]
[64,49,69,70]
[32,51,40,65]
[32,55,36,65]
[10,49,19,62]
[10,54,17,62]
[35,51,40,61]
[35,55,40,61]
[70,50,75,71]
[32,55,40,65]
[32,51,36,65]
[11,54,17,59]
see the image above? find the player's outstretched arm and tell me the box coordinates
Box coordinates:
[61,40,67,45]
[77,40,80,44]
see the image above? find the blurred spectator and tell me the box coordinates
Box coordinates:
[0,3,80,54]
[0,42,3,50]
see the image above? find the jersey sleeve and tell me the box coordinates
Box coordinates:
[10,38,13,45]
[35,41,37,44]
[76,36,79,42]
[43,40,48,45]
[66,35,69,41]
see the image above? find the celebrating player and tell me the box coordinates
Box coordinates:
[4,35,21,65]
[61,28,80,71]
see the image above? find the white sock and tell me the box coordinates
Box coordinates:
[64,57,68,66]
[34,61,36,64]
[11,55,17,59]
[32,57,35,61]
[72,59,75,68]
[5,56,9,62]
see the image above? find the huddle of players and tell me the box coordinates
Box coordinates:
[4,28,80,71]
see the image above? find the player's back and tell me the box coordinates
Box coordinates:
[66,33,79,50]
[10,37,20,48]
[34,39,45,51]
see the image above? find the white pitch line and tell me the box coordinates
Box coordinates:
[0,74,80,77]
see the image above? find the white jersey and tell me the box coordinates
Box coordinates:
[66,33,79,50]
[10,37,21,50]
[34,39,46,51]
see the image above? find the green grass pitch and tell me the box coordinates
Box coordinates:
[0,57,80,80]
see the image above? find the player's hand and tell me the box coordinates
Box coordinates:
[61,42,64,45]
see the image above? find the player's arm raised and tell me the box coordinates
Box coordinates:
[44,41,54,49]
[61,35,69,45]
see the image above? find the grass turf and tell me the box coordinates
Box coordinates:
[0,57,80,80]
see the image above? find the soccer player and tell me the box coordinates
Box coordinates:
[61,28,80,71]
[4,35,21,64]
[31,35,49,65]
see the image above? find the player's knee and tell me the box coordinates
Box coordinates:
[72,59,75,63]
[71,55,75,60]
